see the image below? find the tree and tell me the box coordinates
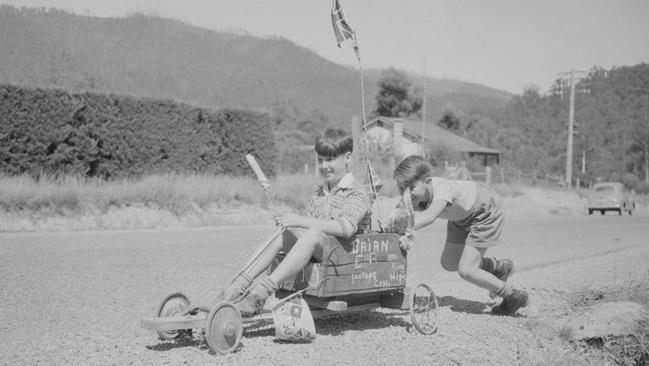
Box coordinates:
[373,68,422,118]
[438,107,460,130]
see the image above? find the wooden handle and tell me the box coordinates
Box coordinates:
[246,154,269,188]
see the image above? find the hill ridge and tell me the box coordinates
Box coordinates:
[0,5,511,125]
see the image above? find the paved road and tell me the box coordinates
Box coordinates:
[1,215,648,365]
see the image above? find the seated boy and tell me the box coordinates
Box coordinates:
[228,127,372,317]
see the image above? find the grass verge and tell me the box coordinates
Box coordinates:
[0,173,319,215]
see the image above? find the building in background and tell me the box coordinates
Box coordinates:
[365,116,501,167]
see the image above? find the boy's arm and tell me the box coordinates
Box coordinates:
[281,189,369,238]
[414,199,447,230]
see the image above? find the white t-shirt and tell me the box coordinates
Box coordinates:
[426,177,478,221]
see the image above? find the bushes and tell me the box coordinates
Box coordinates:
[0,84,276,178]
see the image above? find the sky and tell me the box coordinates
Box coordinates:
[3,0,649,94]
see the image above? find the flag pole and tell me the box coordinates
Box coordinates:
[351,31,384,230]
[332,0,383,229]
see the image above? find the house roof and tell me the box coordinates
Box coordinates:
[367,116,501,155]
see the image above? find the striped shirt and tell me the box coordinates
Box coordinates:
[308,173,372,238]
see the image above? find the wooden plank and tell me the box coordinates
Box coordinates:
[311,303,379,319]
[140,315,205,332]
[303,297,348,311]
[316,274,405,296]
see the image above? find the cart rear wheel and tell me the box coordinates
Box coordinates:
[409,284,438,335]
[156,292,192,340]
[206,302,243,354]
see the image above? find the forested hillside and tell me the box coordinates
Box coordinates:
[457,63,649,191]
[0,5,510,127]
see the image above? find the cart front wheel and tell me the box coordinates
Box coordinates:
[409,284,438,335]
[206,302,243,355]
[156,292,192,340]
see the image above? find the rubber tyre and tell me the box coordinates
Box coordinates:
[156,292,192,340]
[206,301,243,355]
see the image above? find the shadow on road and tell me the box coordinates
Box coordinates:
[145,334,205,352]
[437,295,491,314]
[243,310,413,338]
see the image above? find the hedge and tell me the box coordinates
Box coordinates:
[0,84,276,178]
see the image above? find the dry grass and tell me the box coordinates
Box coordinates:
[554,271,649,366]
[0,173,318,215]
[519,270,649,366]
[0,172,551,217]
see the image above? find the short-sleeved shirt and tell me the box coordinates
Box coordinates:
[424,177,478,221]
[308,173,372,238]
[423,177,504,248]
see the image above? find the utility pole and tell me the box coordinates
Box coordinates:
[566,68,576,188]
[581,145,586,174]
[557,68,587,188]
[421,53,426,158]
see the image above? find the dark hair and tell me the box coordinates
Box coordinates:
[314,128,353,157]
[393,155,434,193]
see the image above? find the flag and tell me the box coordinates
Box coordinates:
[331,0,355,47]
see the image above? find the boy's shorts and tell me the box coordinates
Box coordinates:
[445,183,504,248]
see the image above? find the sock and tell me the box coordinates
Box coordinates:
[495,282,513,298]
[222,273,253,301]
[480,257,497,273]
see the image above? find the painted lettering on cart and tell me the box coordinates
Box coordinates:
[349,236,405,288]
[351,271,377,282]
[352,238,389,255]
[389,272,406,283]
[354,252,377,269]
[389,263,406,284]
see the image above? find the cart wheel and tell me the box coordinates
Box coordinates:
[409,284,438,335]
[156,292,192,340]
[206,302,243,355]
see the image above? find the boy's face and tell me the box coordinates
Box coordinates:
[317,152,350,186]
[410,180,430,211]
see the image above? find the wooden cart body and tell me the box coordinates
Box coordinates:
[272,231,408,310]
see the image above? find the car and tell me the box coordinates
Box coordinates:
[587,182,635,215]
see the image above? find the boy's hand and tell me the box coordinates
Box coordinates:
[398,231,416,251]
[275,213,304,228]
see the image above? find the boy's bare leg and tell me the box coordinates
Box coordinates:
[268,228,324,285]
[439,241,464,272]
[459,245,529,315]
[457,246,502,292]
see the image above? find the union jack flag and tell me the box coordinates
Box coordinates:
[331,0,355,47]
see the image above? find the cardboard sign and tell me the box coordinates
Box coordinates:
[272,294,316,341]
